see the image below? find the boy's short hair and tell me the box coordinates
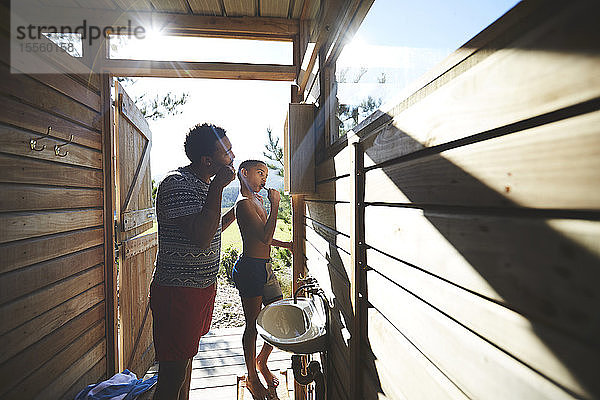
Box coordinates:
[184,123,227,163]
[237,160,267,181]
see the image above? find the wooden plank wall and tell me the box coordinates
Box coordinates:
[305,142,353,400]
[305,1,600,399]
[0,30,109,398]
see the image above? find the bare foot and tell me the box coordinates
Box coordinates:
[256,359,279,389]
[246,375,269,400]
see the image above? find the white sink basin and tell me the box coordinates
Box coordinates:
[257,297,327,354]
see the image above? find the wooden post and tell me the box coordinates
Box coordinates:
[291,194,307,400]
[101,73,118,377]
[320,61,331,147]
[350,139,366,399]
[293,33,301,79]
[291,84,303,104]
[290,82,307,400]
[291,194,306,292]
[326,64,338,145]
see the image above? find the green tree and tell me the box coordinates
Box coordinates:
[262,128,293,296]
[136,92,189,120]
[337,95,382,136]
[334,66,384,137]
[263,128,291,223]
[116,77,189,121]
[263,128,284,177]
[152,179,157,206]
[353,66,368,83]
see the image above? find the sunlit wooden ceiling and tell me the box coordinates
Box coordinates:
[23,0,339,81]
[52,0,313,19]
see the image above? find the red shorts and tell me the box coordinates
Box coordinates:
[150,282,217,361]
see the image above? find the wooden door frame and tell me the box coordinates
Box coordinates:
[101,75,309,384]
[103,76,156,377]
[101,73,119,377]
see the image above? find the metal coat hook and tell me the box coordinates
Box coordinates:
[54,134,73,157]
[30,126,51,151]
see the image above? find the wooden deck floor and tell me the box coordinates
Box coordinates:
[143,327,295,399]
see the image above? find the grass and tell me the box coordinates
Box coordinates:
[221,219,242,252]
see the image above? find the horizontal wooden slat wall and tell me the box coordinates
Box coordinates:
[356,1,600,399]
[304,138,353,399]
[304,1,600,399]
[0,31,108,399]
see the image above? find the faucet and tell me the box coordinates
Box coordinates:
[294,283,318,303]
[294,275,321,303]
[294,276,331,310]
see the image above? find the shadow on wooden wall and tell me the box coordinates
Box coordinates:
[362,97,600,398]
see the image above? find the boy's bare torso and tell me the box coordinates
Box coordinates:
[236,195,271,259]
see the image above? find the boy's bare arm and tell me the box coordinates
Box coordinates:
[272,239,292,250]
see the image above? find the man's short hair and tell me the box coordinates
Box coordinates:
[237,159,267,181]
[184,123,227,163]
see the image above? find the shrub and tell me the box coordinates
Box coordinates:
[219,246,239,283]
[220,244,292,297]
[277,191,291,224]
[271,247,292,298]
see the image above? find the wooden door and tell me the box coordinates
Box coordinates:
[114,81,157,377]
[0,36,110,397]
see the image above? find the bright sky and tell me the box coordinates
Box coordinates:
[121,77,290,183]
[118,0,519,183]
[335,0,519,117]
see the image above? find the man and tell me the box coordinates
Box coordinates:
[150,123,236,399]
[232,160,292,400]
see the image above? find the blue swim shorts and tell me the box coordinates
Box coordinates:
[232,255,283,304]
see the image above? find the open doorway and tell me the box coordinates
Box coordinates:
[120,76,293,324]
[112,76,295,396]
[105,18,300,395]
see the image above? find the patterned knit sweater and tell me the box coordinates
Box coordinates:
[153,166,221,288]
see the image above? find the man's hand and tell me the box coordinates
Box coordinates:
[267,188,280,205]
[212,164,235,188]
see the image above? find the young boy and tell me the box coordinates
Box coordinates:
[232,160,292,400]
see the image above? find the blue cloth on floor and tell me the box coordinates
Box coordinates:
[75,369,157,400]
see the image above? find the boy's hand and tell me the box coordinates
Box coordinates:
[213,164,235,188]
[267,188,280,205]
